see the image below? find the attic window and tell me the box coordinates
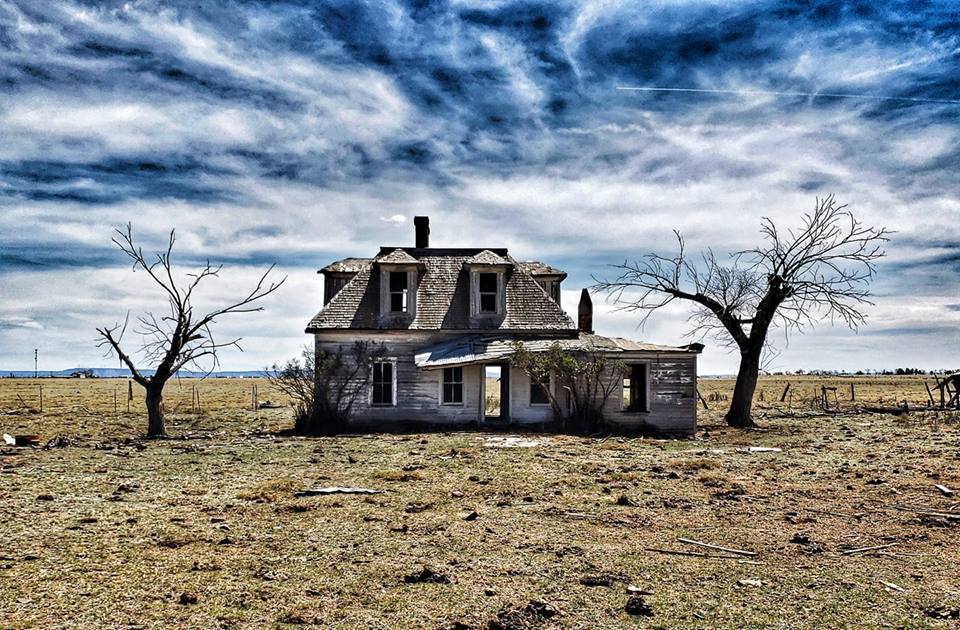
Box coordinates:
[478,273,498,312]
[389,271,408,312]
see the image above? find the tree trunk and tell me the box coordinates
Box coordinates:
[145,386,165,437]
[726,345,762,428]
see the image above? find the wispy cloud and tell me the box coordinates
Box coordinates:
[0,0,958,371]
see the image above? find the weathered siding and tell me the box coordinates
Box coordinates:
[313,331,697,434]
[315,331,483,424]
[508,367,556,424]
[602,352,698,435]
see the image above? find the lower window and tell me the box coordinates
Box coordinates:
[372,361,394,406]
[530,376,550,406]
[442,366,463,404]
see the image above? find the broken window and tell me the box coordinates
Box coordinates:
[442,366,463,404]
[389,271,408,312]
[530,375,550,406]
[479,272,498,313]
[623,364,648,412]
[372,361,394,406]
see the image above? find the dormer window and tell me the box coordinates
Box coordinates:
[389,271,409,312]
[478,273,498,313]
[465,250,510,322]
[375,249,420,322]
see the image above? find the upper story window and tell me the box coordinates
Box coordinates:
[389,271,408,312]
[479,273,498,313]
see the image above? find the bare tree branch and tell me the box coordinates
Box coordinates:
[95,224,286,436]
[593,196,889,427]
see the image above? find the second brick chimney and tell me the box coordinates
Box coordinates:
[414,216,430,248]
[578,288,593,334]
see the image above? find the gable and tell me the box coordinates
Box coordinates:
[307,253,575,332]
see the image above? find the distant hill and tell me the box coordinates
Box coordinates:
[0,368,266,378]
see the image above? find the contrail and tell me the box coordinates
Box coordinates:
[616,86,960,105]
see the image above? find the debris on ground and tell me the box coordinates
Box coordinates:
[579,575,614,587]
[489,600,558,629]
[179,592,198,605]
[625,595,654,616]
[740,446,782,453]
[44,435,71,449]
[482,436,547,448]
[925,607,960,620]
[934,484,954,497]
[737,579,764,588]
[403,567,450,584]
[615,495,637,507]
[3,433,40,447]
[294,486,383,497]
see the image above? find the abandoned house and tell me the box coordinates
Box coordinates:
[305,217,701,435]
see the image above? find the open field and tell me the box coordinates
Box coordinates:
[1,376,958,628]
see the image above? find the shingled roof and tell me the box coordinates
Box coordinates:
[466,249,512,265]
[375,248,420,265]
[307,250,575,332]
[320,257,371,273]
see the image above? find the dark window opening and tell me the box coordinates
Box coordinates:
[479,272,498,313]
[442,366,463,404]
[623,364,648,412]
[530,376,550,405]
[372,361,394,405]
[389,271,408,312]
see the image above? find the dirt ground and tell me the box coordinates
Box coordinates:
[1,376,958,629]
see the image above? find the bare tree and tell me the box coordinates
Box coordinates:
[594,196,889,427]
[510,341,623,432]
[266,341,386,435]
[97,224,285,436]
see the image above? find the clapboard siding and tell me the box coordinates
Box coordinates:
[602,353,698,435]
[313,331,697,434]
[509,367,556,424]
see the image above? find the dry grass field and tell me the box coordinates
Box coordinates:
[1,376,958,629]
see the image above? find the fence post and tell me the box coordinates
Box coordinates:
[127,380,133,413]
[114,388,117,415]
[850,383,856,402]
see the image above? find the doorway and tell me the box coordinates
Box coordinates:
[483,363,510,422]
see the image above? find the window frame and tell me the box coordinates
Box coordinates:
[440,366,465,406]
[388,271,409,313]
[370,358,398,407]
[529,374,551,407]
[621,362,650,413]
[478,272,498,313]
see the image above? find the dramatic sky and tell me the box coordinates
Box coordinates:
[1,0,958,374]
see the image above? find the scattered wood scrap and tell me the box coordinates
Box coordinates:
[841,543,898,555]
[294,486,383,497]
[677,538,757,557]
[935,484,954,497]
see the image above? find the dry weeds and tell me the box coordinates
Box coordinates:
[0,376,957,628]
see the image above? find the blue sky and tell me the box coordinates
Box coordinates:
[1,0,958,374]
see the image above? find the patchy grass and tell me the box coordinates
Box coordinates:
[0,377,958,628]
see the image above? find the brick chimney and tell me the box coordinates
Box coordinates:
[578,288,593,333]
[414,216,430,248]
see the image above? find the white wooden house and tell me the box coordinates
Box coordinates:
[306,217,700,435]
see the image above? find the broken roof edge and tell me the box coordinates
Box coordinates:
[413,332,701,369]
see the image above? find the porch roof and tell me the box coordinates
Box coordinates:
[413,333,697,369]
